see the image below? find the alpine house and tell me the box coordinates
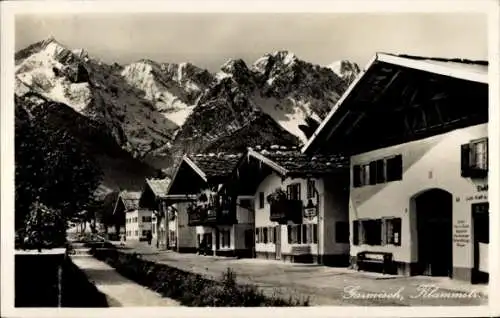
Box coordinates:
[302,53,489,283]
[223,145,350,265]
[164,153,246,256]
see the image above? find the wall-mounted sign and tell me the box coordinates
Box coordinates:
[304,207,317,218]
[477,184,488,192]
[304,199,318,218]
[453,219,470,248]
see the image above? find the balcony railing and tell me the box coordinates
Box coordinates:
[270,199,303,224]
[188,204,236,226]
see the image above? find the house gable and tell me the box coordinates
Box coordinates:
[302,53,488,156]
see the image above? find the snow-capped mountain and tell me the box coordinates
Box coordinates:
[121,60,214,126]
[173,50,360,154]
[326,60,361,84]
[15,38,360,187]
[15,38,178,158]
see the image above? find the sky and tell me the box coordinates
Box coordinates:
[15,13,487,72]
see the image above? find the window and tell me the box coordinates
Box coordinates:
[255,228,260,243]
[135,230,138,236]
[197,234,201,245]
[307,180,316,198]
[287,183,301,200]
[335,221,349,243]
[353,218,400,246]
[142,216,152,223]
[383,218,401,246]
[259,192,265,209]
[353,154,403,188]
[142,230,148,236]
[263,227,268,243]
[220,230,231,248]
[462,138,488,177]
[269,226,275,243]
[287,224,317,244]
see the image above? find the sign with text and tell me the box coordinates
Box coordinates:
[453,219,471,248]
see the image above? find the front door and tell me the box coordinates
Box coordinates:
[275,225,281,260]
[472,202,489,283]
[415,189,453,277]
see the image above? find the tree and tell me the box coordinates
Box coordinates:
[15,98,103,246]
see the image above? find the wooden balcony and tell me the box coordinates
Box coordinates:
[187,206,206,226]
[270,199,303,224]
[188,205,236,226]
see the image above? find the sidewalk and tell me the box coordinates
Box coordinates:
[70,254,181,307]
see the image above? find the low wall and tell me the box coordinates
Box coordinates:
[15,249,108,307]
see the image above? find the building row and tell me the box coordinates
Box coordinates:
[113,53,489,284]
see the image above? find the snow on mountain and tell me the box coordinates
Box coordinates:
[174,50,360,152]
[15,38,360,177]
[121,59,214,126]
[15,38,177,158]
[326,60,361,83]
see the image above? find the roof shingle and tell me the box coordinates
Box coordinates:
[187,153,242,179]
[249,146,348,176]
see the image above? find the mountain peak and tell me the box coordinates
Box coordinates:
[270,50,298,64]
[326,60,361,82]
[220,58,249,73]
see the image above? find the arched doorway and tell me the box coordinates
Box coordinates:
[414,188,453,277]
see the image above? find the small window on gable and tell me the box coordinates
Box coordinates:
[287,183,301,200]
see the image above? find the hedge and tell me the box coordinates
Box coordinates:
[92,248,309,307]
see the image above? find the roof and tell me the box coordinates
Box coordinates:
[247,145,348,176]
[145,178,170,199]
[186,153,242,181]
[117,190,141,211]
[165,153,243,196]
[302,52,489,154]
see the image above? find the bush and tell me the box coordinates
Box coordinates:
[20,202,67,250]
[92,249,309,307]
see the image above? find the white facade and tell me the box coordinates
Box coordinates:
[175,201,197,252]
[349,123,488,281]
[254,173,349,264]
[193,196,255,257]
[125,209,154,241]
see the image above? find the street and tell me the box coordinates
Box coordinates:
[120,242,488,306]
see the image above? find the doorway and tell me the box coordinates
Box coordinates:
[472,202,489,283]
[414,189,453,276]
[275,225,282,260]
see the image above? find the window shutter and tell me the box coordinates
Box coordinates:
[376,159,385,183]
[287,225,292,244]
[297,184,301,200]
[313,224,318,243]
[353,221,359,245]
[394,155,403,181]
[461,143,471,177]
[381,219,387,245]
[393,218,401,246]
[353,165,361,187]
[369,161,377,185]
